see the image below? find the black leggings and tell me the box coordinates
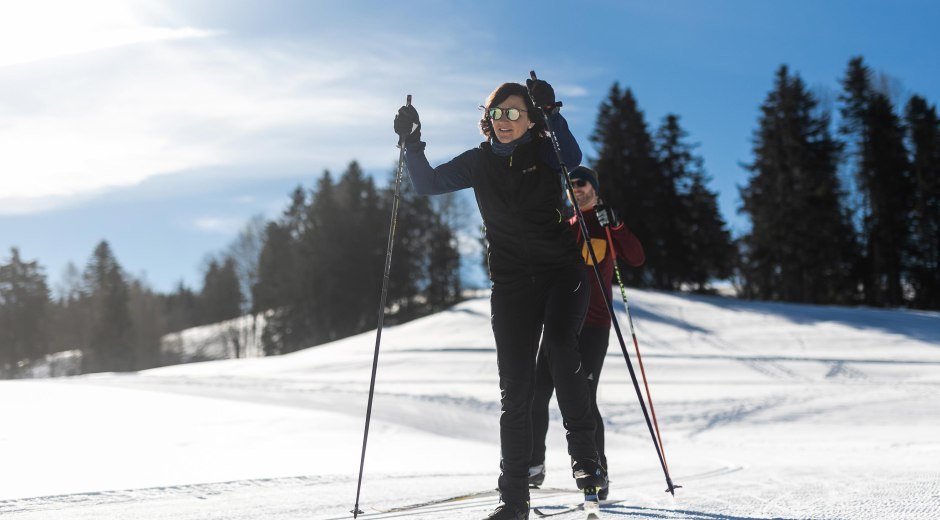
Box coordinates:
[490,264,596,504]
[531,324,611,470]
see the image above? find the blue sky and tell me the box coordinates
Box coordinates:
[2,0,939,293]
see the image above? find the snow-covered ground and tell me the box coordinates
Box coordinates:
[1,289,938,519]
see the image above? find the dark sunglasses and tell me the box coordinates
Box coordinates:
[572,179,589,187]
[487,107,527,121]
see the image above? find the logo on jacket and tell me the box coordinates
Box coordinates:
[581,239,607,265]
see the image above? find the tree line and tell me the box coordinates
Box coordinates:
[251,161,462,355]
[0,161,462,377]
[592,56,938,309]
[3,54,937,377]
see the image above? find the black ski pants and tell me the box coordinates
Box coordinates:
[491,264,596,504]
[531,324,611,471]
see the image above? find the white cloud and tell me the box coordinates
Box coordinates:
[556,84,590,97]
[191,216,243,235]
[0,1,214,68]
[0,3,554,215]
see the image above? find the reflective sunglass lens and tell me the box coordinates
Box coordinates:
[506,108,521,121]
[488,108,502,120]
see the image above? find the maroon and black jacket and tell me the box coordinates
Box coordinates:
[571,207,645,328]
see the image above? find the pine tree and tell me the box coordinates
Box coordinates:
[127,279,166,370]
[0,248,51,376]
[82,241,134,372]
[425,213,462,312]
[591,84,674,288]
[49,262,92,358]
[740,65,859,303]
[253,221,298,355]
[330,162,386,337]
[905,95,940,308]
[654,114,735,291]
[163,282,199,333]
[839,57,915,306]
[254,162,464,355]
[199,257,243,325]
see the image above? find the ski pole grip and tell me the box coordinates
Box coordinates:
[406,94,412,106]
[530,70,538,81]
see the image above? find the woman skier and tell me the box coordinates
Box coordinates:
[394,78,607,520]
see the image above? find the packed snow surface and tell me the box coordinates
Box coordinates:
[1,289,938,519]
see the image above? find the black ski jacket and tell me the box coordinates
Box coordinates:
[404,113,583,283]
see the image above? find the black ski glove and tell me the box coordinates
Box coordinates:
[595,204,621,228]
[394,105,421,145]
[525,78,559,114]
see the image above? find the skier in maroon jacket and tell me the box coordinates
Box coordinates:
[528,166,645,501]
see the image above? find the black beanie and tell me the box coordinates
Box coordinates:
[569,166,599,192]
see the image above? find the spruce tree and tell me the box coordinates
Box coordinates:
[253,221,298,355]
[330,162,386,337]
[0,248,51,376]
[740,65,859,303]
[254,162,464,355]
[905,95,940,308]
[425,219,462,312]
[590,84,672,288]
[199,257,243,325]
[839,57,914,306]
[654,114,735,291]
[163,282,199,333]
[82,241,134,372]
[126,279,166,370]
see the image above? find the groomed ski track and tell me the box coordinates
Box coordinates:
[1,289,938,519]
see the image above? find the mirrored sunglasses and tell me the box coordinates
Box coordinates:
[572,179,589,187]
[488,107,526,121]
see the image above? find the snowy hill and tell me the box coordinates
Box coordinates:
[1,289,938,519]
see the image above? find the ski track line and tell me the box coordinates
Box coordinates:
[0,467,744,519]
[0,472,486,515]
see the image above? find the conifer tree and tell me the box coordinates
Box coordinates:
[253,221,298,355]
[127,279,166,370]
[199,257,243,325]
[654,114,735,290]
[163,282,199,333]
[425,218,462,312]
[0,248,51,375]
[591,84,673,288]
[330,162,386,337]
[839,57,914,306]
[905,95,940,308]
[82,241,134,372]
[50,262,92,358]
[740,65,859,303]
[253,162,464,355]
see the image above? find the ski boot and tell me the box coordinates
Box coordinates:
[597,481,609,501]
[484,500,529,520]
[571,458,608,490]
[527,464,545,488]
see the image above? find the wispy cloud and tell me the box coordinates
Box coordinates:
[190,216,244,235]
[0,4,497,214]
[0,2,214,68]
[0,2,598,218]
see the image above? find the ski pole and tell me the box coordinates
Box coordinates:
[351,94,412,518]
[602,223,671,475]
[527,71,679,495]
